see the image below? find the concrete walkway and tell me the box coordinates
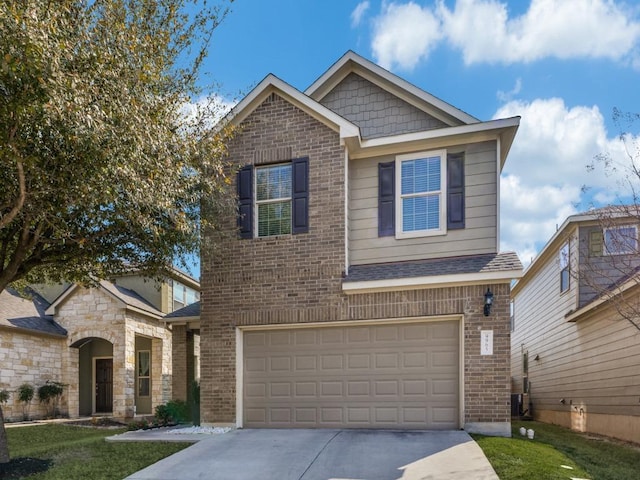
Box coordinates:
[114,428,499,480]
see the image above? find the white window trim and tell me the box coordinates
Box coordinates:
[604,225,638,255]
[395,149,447,239]
[254,163,292,238]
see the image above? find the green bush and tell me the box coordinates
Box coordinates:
[0,389,9,404]
[18,382,35,420]
[38,380,65,417]
[154,400,189,426]
[127,419,149,431]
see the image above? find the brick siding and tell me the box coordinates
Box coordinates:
[200,92,511,428]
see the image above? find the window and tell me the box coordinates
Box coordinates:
[236,158,309,239]
[137,351,150,397]
[395,150,446,238]
[559,241,570,293]
[604,225,637,255]
[256,164,292,237]
[173,282,199,311]
[510,300,515,332]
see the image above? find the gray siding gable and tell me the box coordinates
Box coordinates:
[320,72,448,139]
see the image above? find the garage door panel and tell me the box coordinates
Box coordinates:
[244,321,459,429]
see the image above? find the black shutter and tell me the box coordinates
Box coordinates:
[378,161,395,237]
[237,165,253,239]
[291,157,309,234]
[447,152,465,230]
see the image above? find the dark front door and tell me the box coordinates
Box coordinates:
[95,358,113,413]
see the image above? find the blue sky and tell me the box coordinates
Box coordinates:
[186,0,640,276]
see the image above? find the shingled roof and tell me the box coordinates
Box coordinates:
[0,288,67,337]
[165,301,200,319]
[344,252,522,283]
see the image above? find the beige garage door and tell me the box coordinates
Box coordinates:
[243,320,459,429]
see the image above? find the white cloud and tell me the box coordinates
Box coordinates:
[369,0,640,68]
[496,97,637,263]
[440,0,640,65]
[372,1,442,70]
[497,78,522,102]
[351,1,370,28]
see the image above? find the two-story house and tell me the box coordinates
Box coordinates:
[0,268,199,421]
[197,52,522,435]
[511,207,640,444]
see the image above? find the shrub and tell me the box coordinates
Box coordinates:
[127,419,149,431]
[0,389,9,404]
[154,400,189,426]
[38,380,65,418]
[17,383,35,420]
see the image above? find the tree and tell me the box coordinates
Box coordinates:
[0,0,236,294]
[0,0,235,464]
[580,109,640,332]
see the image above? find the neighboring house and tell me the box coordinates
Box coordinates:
[0,268,199,421]
[192,51,522,435]
[165,301,201,403]
[511,209,640,444]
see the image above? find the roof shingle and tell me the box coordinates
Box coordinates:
[344,252,522,283]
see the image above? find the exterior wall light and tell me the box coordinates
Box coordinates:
[484,288,494,316]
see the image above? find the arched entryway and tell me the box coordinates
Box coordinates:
[71,337,114,415]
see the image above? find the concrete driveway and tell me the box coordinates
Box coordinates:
[124,429,498,480]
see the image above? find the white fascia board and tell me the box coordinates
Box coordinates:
[226,74,360,143]
[305,51,479,125]
[349,117,520,163]
[45,284,80,315]
[342,269,523,295]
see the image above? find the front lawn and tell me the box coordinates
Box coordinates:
[1,424,191,479]
[473,421,640,480]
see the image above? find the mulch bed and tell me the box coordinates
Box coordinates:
[0,457,51,479]
[65,418,127,428]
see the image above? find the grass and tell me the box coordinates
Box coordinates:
[5,424,191,479]
[473,421,640,480]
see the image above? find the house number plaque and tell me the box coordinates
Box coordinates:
[481,330,493,355]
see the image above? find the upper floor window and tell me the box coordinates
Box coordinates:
[395,150,446,238]
[173,281,199,311]
[559,241,570,293]
[604,225,637,255]
[236,158,309,239]
[256,164,292,237]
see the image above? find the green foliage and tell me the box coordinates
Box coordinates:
[0,0,236,293]
[17,383,34,404]
[6,424,189,478]
[155,400,189,426]
[0,390,9,404]
[37,381,65,418]
[17,382,35,421]
[127,419,149,431]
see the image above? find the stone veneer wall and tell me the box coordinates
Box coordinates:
[56,287,172,419]
[200,92,511,432]
[0,329,66,421]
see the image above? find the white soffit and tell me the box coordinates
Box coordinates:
[342,269,523,294]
